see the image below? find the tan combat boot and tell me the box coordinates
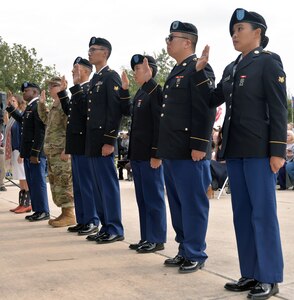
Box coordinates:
[48,210,63,226]
[50,207,76,227]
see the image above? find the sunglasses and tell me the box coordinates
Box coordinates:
[88,47,106,53]
[165,35,189,42]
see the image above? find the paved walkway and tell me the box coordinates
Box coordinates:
[0,178,293,300]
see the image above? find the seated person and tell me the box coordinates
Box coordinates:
[278,130,294,189]
[210,127,229,192]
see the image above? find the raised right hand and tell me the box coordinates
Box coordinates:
[121,71,129,90]
[39,90,46,103]
[142,57,152,82]
[60,75,68,90]
[196,45,210,71]
[73,64,81,85]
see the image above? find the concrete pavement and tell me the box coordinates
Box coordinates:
[0,178,293,300]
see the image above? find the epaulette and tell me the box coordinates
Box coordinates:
[262,50,272,55]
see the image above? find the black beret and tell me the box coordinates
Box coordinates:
[73,56,93,71]
[230,8,267,36]
[21,82,40,93]
[131,54,158,77]
[89,37,112,52]
[170,21,198,36]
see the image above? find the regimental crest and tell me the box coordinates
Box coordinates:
[75,57,82,64]
[90,37,96,45]
[23,82,29,88]
[236,9,245,21]
[172,21,179,30]
[278,76,285,83]
[133,55,140,63]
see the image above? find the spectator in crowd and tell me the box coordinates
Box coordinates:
[277,130,294,189]
[117,132,129,180]
[210,126,228,192]
[285,130,294,187]
[0,99,6,192]
[4,93,30,213]
[0,138,6,192]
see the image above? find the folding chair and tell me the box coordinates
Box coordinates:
[217,176,229,200]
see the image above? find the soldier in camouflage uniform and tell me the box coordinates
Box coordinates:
[38,77,75,227]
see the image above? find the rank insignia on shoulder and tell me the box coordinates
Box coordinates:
[278,76,285,83]
[224,75,231,82]
[114,86,119,91]
[262,50,272,55]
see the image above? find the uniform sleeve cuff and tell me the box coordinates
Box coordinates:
[119,88,131,99]
[69,84,82,96]
[57,90,68,100]
[30,149,40,157]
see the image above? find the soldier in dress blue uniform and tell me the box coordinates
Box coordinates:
[195,8,287,300]
[120,54,167,253]
[70,37,124,244]
[6,82,49,221]
[142,21,215,273]
[58,57,100,235]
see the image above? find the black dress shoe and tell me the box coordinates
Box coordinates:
[225,277,258,292]
[247,283,278,300]
[86,231,107,241]
[164,254,185,267]
[136,242,164,253]
[29,212,50,222]
[67,223,84,232]
[25,212,38,220]
[129,240,147,250]
[96,233,124,244]
[178,260,205,273]
[78,223,98,236]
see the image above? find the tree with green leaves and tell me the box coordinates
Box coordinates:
[0,37,59,93]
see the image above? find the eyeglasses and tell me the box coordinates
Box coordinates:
[165,35,189,43]
[88,47,106,53]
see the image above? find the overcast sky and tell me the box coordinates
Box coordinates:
[1,0,293,96]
